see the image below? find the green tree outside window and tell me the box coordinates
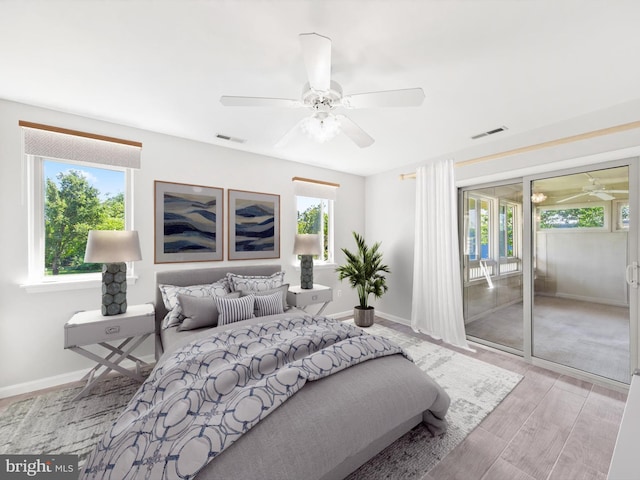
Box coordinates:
[539,207,605,229]
[297,201,329,261]
[45,170,124,275]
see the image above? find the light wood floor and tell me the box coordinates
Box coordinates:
[377,318,628,480]
[0,319,628,479]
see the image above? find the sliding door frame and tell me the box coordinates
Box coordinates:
[459,178,525,356]
[523,157,638,388]
[460,157,638,389]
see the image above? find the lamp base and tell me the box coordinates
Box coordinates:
[102,262,128,316]
[300,255,314,289]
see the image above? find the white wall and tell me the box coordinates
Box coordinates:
[364,171,416,323]
[536,231,628,306]
[0,99,365,393]
[366,100,640,326]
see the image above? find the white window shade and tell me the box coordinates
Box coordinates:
[21,122,141,169]
[292,177,339,200]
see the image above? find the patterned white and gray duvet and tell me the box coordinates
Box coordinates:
[82,315,450,480]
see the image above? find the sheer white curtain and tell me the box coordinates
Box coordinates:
[411,159,471,350]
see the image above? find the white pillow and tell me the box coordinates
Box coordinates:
[227,271,285,292]
[216,294,256,326]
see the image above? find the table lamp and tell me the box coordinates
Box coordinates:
[84,230,142,316]
[294,234,322,289]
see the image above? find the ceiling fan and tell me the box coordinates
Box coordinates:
[557,173,628,203]
[220,33,425,148]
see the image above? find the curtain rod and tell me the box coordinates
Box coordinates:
[292,176,340,188]
[19,120,143,148]
[399,119,640,180]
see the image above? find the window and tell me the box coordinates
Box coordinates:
[22,122,141,284]
[499,203,516,258]
[615,200,630,231]
[292,177,339,264]
[296,195,333,262]
[40,158,126,276]
[464,190,522,282]
[536,203,609,231]
[466,195,491,261]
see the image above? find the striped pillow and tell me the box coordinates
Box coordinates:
[255,291,284,317]
[216,294,256,326]
[240,284,289,312]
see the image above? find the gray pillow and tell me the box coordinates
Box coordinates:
[240,284,289,311]
[159,280,230,328]
[177,292,241,331]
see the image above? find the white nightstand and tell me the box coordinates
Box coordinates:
[64,303,155,400]
[287,284,333,315]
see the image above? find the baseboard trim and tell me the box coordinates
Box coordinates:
[553,292,628,307]
[0,354,156,399]
[376,311,411,326]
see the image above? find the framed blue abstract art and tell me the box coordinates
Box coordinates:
[228,189,280,260]
[154,181,224,263]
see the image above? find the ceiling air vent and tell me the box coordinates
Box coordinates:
[471,126,508,140]
[216,133,246,144]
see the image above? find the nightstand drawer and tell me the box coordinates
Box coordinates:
[287,285,333,307]
[64,304,154,347]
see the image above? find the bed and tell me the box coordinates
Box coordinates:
[81,264,450,480]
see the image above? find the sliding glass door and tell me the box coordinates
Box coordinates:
[460,159,637,385]
[462,182,524,354]
[530,164,633,383]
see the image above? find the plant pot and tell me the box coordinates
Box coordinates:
[354,306,375,327]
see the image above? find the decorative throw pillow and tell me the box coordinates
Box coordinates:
[177,292,241,331]
[216,294,256,326]
[227,271,285,293]
[159,280,230,328]
[255,291,285,317]
[240,284,289,311]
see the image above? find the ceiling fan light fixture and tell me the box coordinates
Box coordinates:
[301,113,341,143]
[531,192,547,203]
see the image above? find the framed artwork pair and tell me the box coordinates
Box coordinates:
[154,181,280,263]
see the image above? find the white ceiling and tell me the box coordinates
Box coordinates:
[2,1,640,176]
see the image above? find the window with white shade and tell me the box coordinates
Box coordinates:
[22,122,141,283]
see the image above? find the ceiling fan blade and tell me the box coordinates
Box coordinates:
[274,118,307,148]
[336,114,374,148]
[592,192,615,201]
[342,88,425,108]
[602,190,629,193]
[557,192,589,203]
[299,33,331,92]
[220,96,301,108]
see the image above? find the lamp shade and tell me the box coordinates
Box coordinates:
[84,230,142,263]
[294,234,322,256]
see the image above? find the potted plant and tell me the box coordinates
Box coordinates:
[336,232,390,327]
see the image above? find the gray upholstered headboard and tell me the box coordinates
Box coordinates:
[154,264,283,333]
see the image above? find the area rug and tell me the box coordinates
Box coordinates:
[0,323,521,478]
[0,372,145,464]
[345,321,522,479]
